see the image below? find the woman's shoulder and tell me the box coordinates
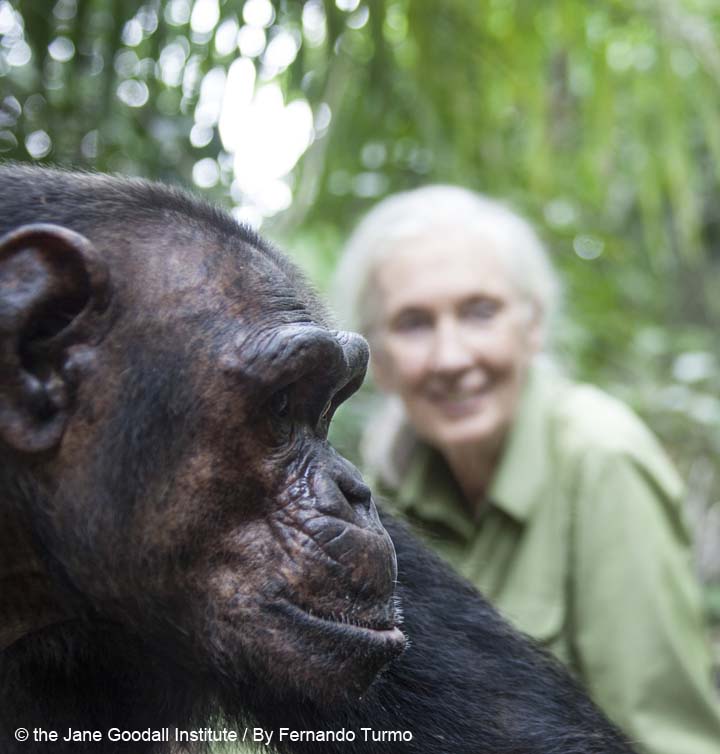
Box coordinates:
[546,375,683,500]
[553,379,652,452]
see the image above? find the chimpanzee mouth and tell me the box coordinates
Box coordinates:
[279,600,406,648]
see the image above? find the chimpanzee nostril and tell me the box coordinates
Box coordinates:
[338,474,372,511]
[327,450,375,519]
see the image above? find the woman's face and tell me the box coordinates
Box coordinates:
[371,232,541,455]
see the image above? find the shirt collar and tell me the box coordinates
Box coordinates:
[393,442,474,539]
[488,364,559,522]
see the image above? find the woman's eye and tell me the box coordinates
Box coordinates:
[269,389,290,419]
[390,309,433,333]
[461,298,500,320]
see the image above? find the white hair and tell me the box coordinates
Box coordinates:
[331,185,562,485]
[332,184,561,343]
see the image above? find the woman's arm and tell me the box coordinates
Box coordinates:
[572,452,720,754]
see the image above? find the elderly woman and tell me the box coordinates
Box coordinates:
[334,185,720,754]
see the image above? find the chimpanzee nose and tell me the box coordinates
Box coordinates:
[328,448,371,506]
[313,452,377,527]
[337,471,372,512]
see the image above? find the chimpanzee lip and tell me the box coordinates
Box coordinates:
[280,599,405,645]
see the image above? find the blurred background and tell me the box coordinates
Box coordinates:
[1,0,719,628]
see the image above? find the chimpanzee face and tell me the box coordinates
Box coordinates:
[0,205,405,702]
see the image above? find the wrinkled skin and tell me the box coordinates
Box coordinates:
[0,166,404,716]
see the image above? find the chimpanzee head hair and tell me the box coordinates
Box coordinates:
[0,163,318,317]
[0,164,405,718]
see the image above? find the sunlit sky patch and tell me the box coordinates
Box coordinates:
[187,0,318,226]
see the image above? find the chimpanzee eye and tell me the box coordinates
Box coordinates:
[269,389,290,419]
[319,400,332,425]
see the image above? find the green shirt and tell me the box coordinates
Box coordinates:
[382,366,720,754]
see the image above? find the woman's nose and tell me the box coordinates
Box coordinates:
[428,318,475,374]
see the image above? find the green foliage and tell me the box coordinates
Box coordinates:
[1,0,719,587]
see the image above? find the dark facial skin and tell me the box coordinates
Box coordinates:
[0,203,404,705]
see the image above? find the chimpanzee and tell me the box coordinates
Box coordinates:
[0,164,635,754]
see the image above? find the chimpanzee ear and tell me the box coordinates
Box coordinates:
[0,223,110,454]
